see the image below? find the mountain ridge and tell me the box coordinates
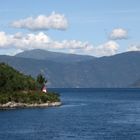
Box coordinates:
[0,49,140,88]
[15,49,95,62]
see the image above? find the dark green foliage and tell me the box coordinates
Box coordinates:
[0,63,37,92]
[36,74,47,90]
[37,74,46,85]
[0,91,60,104]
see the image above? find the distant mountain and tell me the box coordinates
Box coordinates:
[131,79,140,87]
[15,49,94,62]
[1,50,140,88]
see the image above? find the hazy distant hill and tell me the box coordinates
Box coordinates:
[15,49,94,62]
[131,79,140,87]
[0,50,140,88]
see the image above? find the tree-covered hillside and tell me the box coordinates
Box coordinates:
[0,63,37,92]
[0,63,60,105]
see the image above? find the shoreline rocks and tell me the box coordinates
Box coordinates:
[0,101,62,110]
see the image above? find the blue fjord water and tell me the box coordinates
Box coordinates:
[0,88,140,140]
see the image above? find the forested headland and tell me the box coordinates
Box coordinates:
[0,63,60,107]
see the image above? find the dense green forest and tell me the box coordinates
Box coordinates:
[0,63,37,92]
[0,63,60,104]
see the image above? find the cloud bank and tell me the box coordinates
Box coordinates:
[11,12,68,31]
[110,28,128,40]
[0,12,131,57]
[0,31,119,57]
[127,44,140,51]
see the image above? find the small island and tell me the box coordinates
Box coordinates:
[0,63,61,109]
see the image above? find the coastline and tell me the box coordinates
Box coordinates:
[0,101,62,110]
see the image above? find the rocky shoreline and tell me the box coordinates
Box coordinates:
[0,101,62,110]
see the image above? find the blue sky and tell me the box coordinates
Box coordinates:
[0,0,140,56]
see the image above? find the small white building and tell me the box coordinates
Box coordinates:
[42,85,47,93]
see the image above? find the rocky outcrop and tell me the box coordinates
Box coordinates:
[0,101,61,109]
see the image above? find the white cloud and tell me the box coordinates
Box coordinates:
[80,41,119,57]
[110,28,128,40]
[11,12,68,31]
[94,41,119,57]
[0,32,10,47]
[0,31,119,57]
[127,44,140,51]
[0,32,12,48]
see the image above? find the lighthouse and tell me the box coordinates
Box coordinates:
[42,85,47,93]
